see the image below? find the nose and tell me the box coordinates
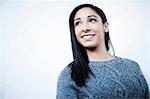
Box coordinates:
[81,23,90,33]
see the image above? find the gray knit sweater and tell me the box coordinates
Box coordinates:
[57,56,149,98]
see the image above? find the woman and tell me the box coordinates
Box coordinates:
[57,4,149,98]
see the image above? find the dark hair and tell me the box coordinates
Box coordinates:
[69,4,112,87]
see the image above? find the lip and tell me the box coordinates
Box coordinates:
[81,34,95,38]
[81,34,96,40]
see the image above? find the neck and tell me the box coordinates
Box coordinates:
[86,46,113,61]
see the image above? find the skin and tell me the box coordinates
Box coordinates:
[74,7,113,61]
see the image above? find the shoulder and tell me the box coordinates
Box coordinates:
[116,56,142,72]
[58,62,73,82]
[57,62,78,98]
[115,56,139,65]
[57,62,75,92]
[119,57,139,66]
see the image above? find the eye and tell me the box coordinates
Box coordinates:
[74,21,81,27]
[89,18,97,23]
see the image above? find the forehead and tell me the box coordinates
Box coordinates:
[74,7,99,19]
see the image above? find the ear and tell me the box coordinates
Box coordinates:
[103,22,109,33]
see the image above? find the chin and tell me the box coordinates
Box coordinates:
[83,44,97,49]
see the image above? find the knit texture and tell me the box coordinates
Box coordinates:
[57,56,149,99]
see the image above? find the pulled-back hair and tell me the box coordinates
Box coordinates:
[69,4,111,87]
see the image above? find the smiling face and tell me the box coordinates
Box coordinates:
[74,7,109,50]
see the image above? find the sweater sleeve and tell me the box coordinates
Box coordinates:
[56,66,78,99]
[135,63,149,98]
[132,61,149,98]
[125,59,149,98]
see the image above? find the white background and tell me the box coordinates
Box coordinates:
[0,0,150,99]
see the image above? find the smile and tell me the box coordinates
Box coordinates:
[81,34,95,40]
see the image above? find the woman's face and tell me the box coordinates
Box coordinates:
[74,7,108,49]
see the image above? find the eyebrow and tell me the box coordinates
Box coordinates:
[74,18,81,22]
[74,15,98,22]
[88,15,98,18]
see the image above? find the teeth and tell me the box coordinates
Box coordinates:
[83,35,93,39]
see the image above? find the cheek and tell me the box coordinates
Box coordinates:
[75,28,80,38]
[94,25,104,35]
